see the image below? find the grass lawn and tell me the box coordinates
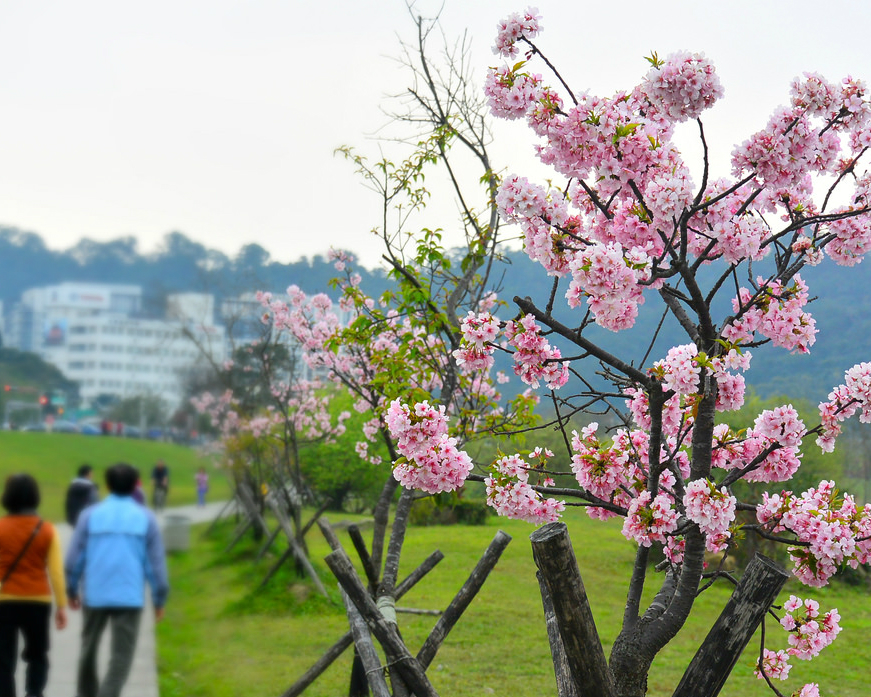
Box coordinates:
[0,431,232,519]
[157,506,871,697]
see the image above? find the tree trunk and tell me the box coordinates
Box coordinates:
[608,629,657,697]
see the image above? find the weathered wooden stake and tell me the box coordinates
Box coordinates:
[379,489,414,593]
[279,550,444,697]
[530,522,616,697]
[417,530,511,669]
[223,518,253,554]
[256,524,283,562]
[265,497,330,598]
[537,571,579,697]
[348,524,379,590]
[301,499,332,537]
[341,588,391,697]
[672,554,789,697]
[325,548,439,697]
[316,517,342,552]
[203,496,237,537]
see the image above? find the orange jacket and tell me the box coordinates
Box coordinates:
[0,515,67,606]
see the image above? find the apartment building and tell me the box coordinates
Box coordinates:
[4,282,226,409]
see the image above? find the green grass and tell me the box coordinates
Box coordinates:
[0,431,231,520]
[157,508,871,697]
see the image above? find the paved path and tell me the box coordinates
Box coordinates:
[15,500,230,697]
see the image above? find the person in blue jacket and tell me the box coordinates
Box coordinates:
[65,463,168,697]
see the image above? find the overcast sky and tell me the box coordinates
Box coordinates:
[1,0,870,269]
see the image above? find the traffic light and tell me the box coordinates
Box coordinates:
[3,385,10,392]
[39,394,49,406]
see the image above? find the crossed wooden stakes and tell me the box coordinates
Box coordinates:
[529,522,790,697]
[279,514,512,697]
[218,492,789,697]
[221,484,332,595]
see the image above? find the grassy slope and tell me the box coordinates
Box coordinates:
[158,508,871,697]
[0,432,231,519]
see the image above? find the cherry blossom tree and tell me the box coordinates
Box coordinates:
[265,14,547,696]
[258,82,539,592]
[382,8,871,697]
[192,313,349,552]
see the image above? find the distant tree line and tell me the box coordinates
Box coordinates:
[1,224,869,402]
[0,226,391,321]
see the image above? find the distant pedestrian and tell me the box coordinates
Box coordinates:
[0,473,68,697]
[64,464,100,526]
[65,463,169,697]
[195,467,209,507]
[151,460,170,510]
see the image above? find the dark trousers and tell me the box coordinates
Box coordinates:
[0,601,51,697]
[78,607,142,697]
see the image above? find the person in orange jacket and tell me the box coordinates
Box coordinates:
[0,474,67,697]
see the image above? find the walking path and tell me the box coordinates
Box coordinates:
[17,500,229,697]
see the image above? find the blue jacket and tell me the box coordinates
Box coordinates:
[65,494,169,609]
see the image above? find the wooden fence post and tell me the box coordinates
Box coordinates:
[341,588,391,697]
[417,530,511,669]
[325,548,439,697]
[672,554,789,697]
[279,550,444,697]
[530,522,616,697]
[537,571,579,697]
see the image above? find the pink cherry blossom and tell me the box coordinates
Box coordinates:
[621,490,679,547]
[683,479,737,552]
[485,450,565,524]
[754,648,792,681]
[640,50,724,122]
[492,7,541,58]
[504,314,569,389]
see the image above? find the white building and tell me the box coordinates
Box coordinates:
[5,282,226,409]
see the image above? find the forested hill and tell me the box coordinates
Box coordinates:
[497,247,871,405]
[0,226,390,314]
[2,225,869,403]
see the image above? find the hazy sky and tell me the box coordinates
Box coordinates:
[2,0,870,269]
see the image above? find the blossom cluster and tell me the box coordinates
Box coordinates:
[682,479,736,553]
[495,175,574,276]
[570,423,632,502]
[827,207,871,267]
[485,448,565,524]
[656,344,701,395]
[453,311,500,372]
[757,480,871,585]
[639,50,724,122]
[732,105,841,189]
[384,400,473,494]
[504,314,569,389]
[570,421,689,526]
[566,242,651,331]
[817,361,871,451]
[722,277,817,354]
[780,595,841,660]
[754,648,792,681]
[754,404,806,448]
[621,490,679,547]
[492,7,541,58]
[484,66,543,120]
